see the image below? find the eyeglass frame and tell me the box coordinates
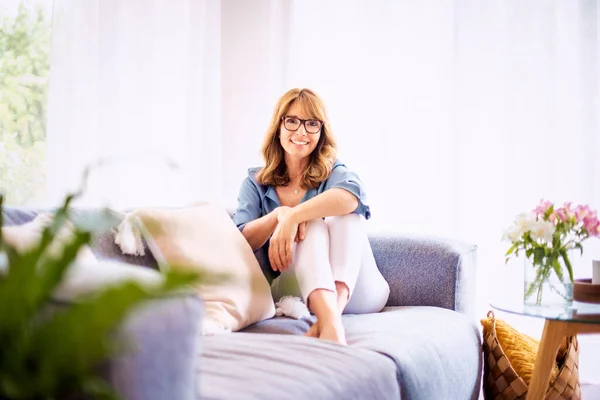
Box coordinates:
[281,115,323,134]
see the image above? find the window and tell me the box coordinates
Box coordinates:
[0,0,52,206]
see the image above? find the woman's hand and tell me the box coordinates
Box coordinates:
[269,207,301,272]
[274,206,306,242]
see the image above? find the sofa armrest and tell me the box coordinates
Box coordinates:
[369,234,477,318]
[102,294,202,400]
[50,261,203,400]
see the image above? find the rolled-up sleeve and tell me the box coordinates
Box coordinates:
[232,177,262,232]
[323,165,371,219]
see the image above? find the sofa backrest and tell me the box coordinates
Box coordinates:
[2,207,159,270]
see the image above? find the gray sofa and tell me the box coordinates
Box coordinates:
[3,207,482,400]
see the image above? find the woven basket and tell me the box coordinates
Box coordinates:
[481,311,581,400]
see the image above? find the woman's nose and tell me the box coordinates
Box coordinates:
[295,125,308,135]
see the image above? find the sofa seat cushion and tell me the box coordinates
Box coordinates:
[344,306,482,400]
[198,333,399,400]
[240,315,315,335]
[243,306,482,400]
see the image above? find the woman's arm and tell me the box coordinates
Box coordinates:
[241,210,280,251]
[289,188,359,224]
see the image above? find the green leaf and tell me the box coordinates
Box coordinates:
[552,236,560,251]
[533,248,545,266]
[551,257,564,282]
[0,240,39,332]
[526,248,533,258]
[0,215,91,336]
[559,250,574,284]
[32,231,92,305]
[162,264,228,289]
[0,194,4,246]
[505,243,517,256]
[80,376,121,400]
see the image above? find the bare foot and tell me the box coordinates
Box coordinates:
[305,322,319,338]
[304,318,347,345]
[319,319,347,345]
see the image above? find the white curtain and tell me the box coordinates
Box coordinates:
[46,0,221,209]
[46,0,600,383]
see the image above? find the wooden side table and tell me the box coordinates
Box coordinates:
[490,301,600,400]
[527,320,600,400]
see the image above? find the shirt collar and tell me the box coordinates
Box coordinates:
[265,185,280,205]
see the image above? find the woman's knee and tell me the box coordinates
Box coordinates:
[304,218,328,236]
[325,213,364,231]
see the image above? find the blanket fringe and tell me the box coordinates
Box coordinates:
[275,295,311,319]
[114,213,145,256]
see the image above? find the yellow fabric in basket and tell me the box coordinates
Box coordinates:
[481,314,559,385]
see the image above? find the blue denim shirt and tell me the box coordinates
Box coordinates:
[233,160,370,233]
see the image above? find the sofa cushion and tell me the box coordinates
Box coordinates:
[243,306,482,400]
[198,333,400,400]
[115,204,276,335]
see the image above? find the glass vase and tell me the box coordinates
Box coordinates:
[523,255,573,308]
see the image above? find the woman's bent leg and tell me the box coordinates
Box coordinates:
[270,218,345,344]
[327,214,390,314]
[271,218,336,302]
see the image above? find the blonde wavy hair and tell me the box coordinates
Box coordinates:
[256,88,337,189]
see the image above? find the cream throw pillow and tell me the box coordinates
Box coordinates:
[2,213,98,266]
[115,204,275,334]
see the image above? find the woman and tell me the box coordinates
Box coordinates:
[233,88,389,345]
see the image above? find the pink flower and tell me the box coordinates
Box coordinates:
[533,199,553,217]
[583,215,600,237]
[556,202,574,222]
[555,208,568,221]
[574,204,592,222]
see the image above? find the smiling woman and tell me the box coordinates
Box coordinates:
[232,88,389,345]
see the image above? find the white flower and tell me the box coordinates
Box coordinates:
[530,220,556,243]
[515,212,537,233]
[502,224,523,242]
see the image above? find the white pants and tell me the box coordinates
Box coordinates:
[271,214,390,314]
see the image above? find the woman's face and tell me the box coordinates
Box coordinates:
[279,102,322,161]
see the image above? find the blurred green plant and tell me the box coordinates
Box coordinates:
[0,2,51,206]
[0,190,204,400]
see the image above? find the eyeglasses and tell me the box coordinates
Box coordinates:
[281,116,323,134]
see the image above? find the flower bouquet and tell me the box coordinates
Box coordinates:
[503,200,600,306]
